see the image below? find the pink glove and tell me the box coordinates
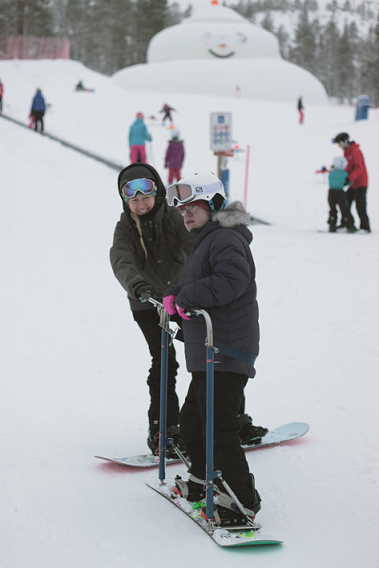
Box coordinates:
[163,295,177,315]
[176,305,191,321]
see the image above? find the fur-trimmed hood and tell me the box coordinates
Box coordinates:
[191,200,253,249]
[213,201,251,228]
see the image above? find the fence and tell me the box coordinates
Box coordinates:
[0,36,70,60]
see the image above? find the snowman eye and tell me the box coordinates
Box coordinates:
[236,32,247,43]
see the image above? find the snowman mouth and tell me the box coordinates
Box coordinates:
[208,49,235,58]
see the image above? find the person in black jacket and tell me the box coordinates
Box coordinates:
[110,163,193,455]
[298,96,305,123]
[163,172,263,526]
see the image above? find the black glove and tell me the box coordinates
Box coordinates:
[164,163,168,169]
[136,285,156,302]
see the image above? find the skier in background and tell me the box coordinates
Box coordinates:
[75,80,95,92]
[128,112,152,163]
[159,103,175,126]
[332,132,371,232]
[298,96,305,123]
[30,88,46,132]
[164,129,185,184]
[326,157,356,233]
[163,172,265,526]
[110,164,193,456]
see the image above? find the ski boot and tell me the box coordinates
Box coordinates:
[174,474,206,501]
[147,425,185,459]
[238,414,268,445]
[328,214,337,232]
[201,474,261,527]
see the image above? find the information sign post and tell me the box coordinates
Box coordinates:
[210,113,232,202]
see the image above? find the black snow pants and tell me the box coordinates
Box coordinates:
[33,111,44,132]
[328,189,355,229]
[346,186,370,231]
[180,370,256,510]
[132,309,181,433]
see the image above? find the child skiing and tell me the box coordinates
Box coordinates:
[163,172,264,526]
[327,156,356,233]
[159,103,175,126]
[164,129,185,184]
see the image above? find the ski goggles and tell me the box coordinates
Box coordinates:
[179,205,200,217]
[167,181,222,206]
[121,179,157,200]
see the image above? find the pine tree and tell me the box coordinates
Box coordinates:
[289,8,317,74]
[261,10,275,32]
[0,0,53,36]
[360,14,379,106]
[276,24,290,59]
[316,16,340,96]
[336,21,357,102]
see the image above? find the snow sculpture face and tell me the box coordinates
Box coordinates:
[147,5,280,63]
[203,31,247,58]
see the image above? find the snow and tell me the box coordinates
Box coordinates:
[1,58,379,568]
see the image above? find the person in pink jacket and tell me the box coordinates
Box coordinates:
[333,132,370,232]
[164,129,185,184]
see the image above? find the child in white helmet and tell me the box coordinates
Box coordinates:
[327,157,356,233]
[163,172,265,526]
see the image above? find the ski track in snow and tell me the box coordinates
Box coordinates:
[0,59,378,568]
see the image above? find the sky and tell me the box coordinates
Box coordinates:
[1,58,378,568]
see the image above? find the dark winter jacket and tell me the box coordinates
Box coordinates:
[128,118,151,147]
[164,201,259,377]
[31,92,46,112]
[110,163,193,311]
[165,140,185,169]
[344,142,368,189]
[328,169,349,190]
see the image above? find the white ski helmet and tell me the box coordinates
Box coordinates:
[333,156,347,170]
[167,171,226,211]
[171,128,180,139]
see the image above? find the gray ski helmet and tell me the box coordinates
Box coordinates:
[333,156,348,170]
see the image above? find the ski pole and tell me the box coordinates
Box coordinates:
[158,312,169,484]
[193,309,219,522]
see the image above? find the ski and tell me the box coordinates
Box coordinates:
[95,421,309,468]
[147,478,282,547]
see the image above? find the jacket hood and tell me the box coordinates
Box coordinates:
[117,163,166,212]
[213,201,251,228]
[193,201,253,246]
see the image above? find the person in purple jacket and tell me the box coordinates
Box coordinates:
[164,129,185,184]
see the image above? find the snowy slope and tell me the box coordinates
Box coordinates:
[1,59,379,568]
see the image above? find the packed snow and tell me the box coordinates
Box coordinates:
[1,58,378,568]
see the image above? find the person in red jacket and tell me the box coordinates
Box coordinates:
[333,132,370,232]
